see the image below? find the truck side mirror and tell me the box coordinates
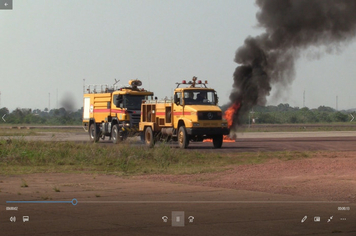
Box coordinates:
[174,94,180,105]
[116,95,123,108]
[214,93,219,105]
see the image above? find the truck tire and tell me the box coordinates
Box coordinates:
[111,124,122,144]
[178,126,189,149]
[213,135,223,148]
[145,127,155,148]
[89,123,100,143]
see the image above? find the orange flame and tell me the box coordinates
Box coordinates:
[203,135,235,143]
[224,102,241,128]
[203,102,240,143]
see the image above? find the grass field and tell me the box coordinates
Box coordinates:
[0,124,353,176]
[0,139,311,175]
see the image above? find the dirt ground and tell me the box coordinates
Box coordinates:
[1,169,355,236]
[2,151,355,203]
[136,151,356,203]
[1,132,356,235]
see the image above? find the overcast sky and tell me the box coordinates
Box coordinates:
[1,0,356,111]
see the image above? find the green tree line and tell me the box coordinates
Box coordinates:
[0,107,83,125]
[1,103,355,125]
[220,103,355,124]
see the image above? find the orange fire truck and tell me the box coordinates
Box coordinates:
[139,77,229,148]
[83,80,154,143]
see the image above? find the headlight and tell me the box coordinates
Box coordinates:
[193,123,200,127]
[221,123,228,127]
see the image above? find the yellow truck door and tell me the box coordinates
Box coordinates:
[173,92,184,128]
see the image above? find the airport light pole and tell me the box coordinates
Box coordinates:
[83,79,85,94]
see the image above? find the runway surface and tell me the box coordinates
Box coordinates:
[10,130,356,153]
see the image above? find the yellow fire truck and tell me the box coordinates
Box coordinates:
[139,77,229,148]
[83,80,154,143]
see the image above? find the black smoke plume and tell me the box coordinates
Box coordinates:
[230,0,356,127]
[60,92,76,112]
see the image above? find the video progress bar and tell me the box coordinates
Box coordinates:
[79,200,350,204]
[6,198,78,205]
[6,200,350,204]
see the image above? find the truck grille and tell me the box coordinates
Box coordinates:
[198,112,221,121]
[129,111,141,127]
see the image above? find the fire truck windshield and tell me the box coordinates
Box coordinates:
[183,90,216,105]
[124,95,145,110]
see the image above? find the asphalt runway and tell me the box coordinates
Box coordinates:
[16,130,356,152]
[194,136,356,152]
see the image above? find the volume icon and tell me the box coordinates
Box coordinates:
[10,216,16,222]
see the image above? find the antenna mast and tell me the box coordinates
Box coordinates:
[113,79,120,86]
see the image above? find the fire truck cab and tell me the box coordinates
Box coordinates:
[83,80,154,143]
[139,77,229,148]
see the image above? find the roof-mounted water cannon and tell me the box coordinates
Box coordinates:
[176,76,208,88]
[129,79,143,89]
[116,79,146,91]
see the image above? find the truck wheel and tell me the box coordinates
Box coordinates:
[111,124,122,144]
[213,135,223,148]
[145,127,155,148]
[178,126,189,149]
[89,124,100,143]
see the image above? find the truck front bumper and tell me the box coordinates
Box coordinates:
[186,127,230,136]
[120,125,139,134]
